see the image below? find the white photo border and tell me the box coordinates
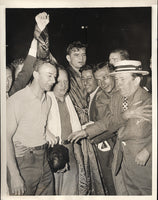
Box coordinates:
[1,0,157,200]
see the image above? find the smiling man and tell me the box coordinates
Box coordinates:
[68,60,152,195]
[7,60,57,195]
[94,62,116,95]
[80,64,116,195]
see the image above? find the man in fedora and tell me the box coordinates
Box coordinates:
[68,60,152,195]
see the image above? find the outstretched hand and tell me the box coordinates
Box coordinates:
[123,104,152,123]
[68,130,88,143]
[35,12,49,31]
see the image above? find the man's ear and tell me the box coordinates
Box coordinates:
[134,76,141,87]
[66,55,70,63]
[33,71,39,80]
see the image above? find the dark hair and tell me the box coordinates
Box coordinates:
[47,144,69,173]
[66,41,87,55]
[79,64,94,73]
[110,49,130,60]
[93,61,115,73]
[10,58,24,69]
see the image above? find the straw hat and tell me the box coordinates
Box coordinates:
[110,60,149,75]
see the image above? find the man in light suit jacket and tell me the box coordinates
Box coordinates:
[80,64,116,195]
[69,60,152,195]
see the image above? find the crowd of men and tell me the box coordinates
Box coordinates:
[6,12,152,196]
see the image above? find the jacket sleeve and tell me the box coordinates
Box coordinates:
[143,95,152,154]
[86,92,126,139]
[86,109,126,139]
[9,55,36,96]
[34,24,58,64]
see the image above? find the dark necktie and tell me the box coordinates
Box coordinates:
[122,96,128,112]
[115,96,128,176]
[86,94,90,108]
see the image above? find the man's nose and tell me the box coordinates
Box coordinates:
[101,80,106,87]
[82,79,88,86]
[50,76,56,84]
[61,81,66,88]
[78,55,83,61]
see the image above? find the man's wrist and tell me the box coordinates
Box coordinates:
[9,168,21,177]
[37,24,46,32]
[83,129,88,138]
[28,48,37,57]
[143,147,150,156]
[122,109,133,120]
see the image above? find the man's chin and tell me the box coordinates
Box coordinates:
[77,63,84,68]
[119,90,128,97]
[102,87,110,93]
[45,86,53,91]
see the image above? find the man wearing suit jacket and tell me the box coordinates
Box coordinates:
[69,60,152,195]
[80,64,116,195]
[110,60,152,195]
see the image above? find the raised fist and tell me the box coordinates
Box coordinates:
[35,12,49,31]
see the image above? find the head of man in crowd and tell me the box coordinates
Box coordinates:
[11,58,24,79]
[109,49,129,66]
[93,62,115,94]
[53,66,69,99]
[6,66,13,93]
[33,59,57,92]
[66,41,87,72]
[111,60,149,97]
[80,64,97,94]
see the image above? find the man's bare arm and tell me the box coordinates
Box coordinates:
[7,100,26,195]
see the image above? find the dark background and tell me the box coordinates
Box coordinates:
[6,7,151,70]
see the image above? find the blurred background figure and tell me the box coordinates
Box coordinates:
[109,49,129,66]
[6,66,13,99]
[11,58,24,79]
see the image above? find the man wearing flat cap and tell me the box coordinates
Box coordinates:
[68,60,152,195]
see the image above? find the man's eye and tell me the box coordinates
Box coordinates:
[103,76,108,80]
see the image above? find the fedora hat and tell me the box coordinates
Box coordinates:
[110,60,149,75]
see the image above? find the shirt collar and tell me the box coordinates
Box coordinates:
[68,65,81,78]
[27,85,46,103]
[90,86,99,100]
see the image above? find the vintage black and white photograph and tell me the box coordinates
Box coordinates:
[0,0,157,199]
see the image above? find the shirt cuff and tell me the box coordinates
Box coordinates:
[28,48,36,57]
